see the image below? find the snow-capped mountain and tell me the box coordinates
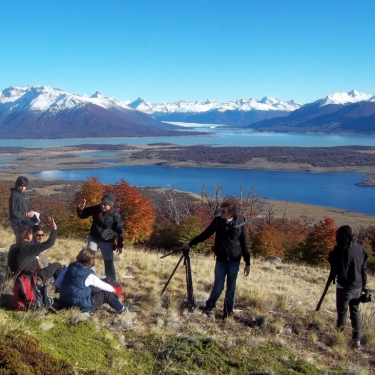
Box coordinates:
[1,86,374,137]
[127,96,302,127]
[249,90,375,133]
[0,86,129,112]
[317,90,375,106]
[129,97,301,114]
[0,86,187,139]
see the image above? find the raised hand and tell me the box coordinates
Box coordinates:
[78,198,86,210]
[47,217,57,230]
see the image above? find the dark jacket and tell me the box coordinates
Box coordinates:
[328,242,368,290]
[9,187,31,221]
[60,261,94,312]
[77,205,124,248]
[189,214,250,265]
[7,229,57,275]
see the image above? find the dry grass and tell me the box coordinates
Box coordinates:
[2,227,375,373]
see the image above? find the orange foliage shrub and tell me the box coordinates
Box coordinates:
[112,180,155,244]
[251,221,285,259]
[300,217,336,266]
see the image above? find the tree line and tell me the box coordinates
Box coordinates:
[1,177,375,271]
[131,145,375,168]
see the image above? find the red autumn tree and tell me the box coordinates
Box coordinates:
[301,217,336,266]
[251,221,285,259]
[112,180,155,245]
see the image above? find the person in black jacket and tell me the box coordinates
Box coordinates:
[7,217,63,283]
[181,200,250,318]
[77,193,124,281]
[8,176,37,231]
[328,225,368,348]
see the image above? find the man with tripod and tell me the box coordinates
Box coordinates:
[181,200,250,318]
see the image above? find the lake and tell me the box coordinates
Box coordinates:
[32,165,375,216]
[2,126,375,148]
[3,126,375,216]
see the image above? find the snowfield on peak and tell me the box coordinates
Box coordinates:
[129,96,302,114]
[318,90,375,106]
[0,85,132,113]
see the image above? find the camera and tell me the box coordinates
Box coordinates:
[360,290,374,303]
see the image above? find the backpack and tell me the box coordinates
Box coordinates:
[11,270,54,311]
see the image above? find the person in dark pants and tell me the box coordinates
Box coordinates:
[8,176,37,232]
[7,217,63,284]
[181,200,250,318]
[60,248,127,313]
[328,225,368,348]
[76,193,124,281]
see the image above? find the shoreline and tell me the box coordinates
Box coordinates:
[1,143,375,188]
[0,144,375,227]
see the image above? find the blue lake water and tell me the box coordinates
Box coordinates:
[2,126,375,216]
[32,165,375,216]
[2,127,375,148]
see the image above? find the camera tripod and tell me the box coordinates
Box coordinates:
[160,248,195,312]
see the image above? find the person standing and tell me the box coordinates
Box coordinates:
[8,176,36,231]
[76,193,124,281]
[181,200,250,318]
[328,225,368,348]
[7,217,63,284]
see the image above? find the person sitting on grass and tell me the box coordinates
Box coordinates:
[7,217,63,284]
[59,248,127,314]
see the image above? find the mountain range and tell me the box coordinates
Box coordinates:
[0,86,374,138]
[0,86,190,138]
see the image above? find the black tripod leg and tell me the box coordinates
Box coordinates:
[184,255,195,311]
[161,255,185,295]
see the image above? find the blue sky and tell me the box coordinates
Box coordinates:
[1,0,374,104]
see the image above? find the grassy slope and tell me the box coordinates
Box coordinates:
[1,228,375,374]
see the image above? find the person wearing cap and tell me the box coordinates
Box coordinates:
[76,193,124,280]
[9,175,36,232]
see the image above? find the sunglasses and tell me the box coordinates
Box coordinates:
[35,233,44,237]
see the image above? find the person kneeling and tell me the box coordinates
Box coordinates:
[60,248,127,313]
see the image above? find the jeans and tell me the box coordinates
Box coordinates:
[336,287,362,339]
[88,236,116,280]
[206,260,240,314]
[90,286,123,312]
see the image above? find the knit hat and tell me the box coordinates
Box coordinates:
[15,175,29,188]
[101,193,116,206]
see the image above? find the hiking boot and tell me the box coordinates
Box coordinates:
[223,311,233,319]
[198,306,213,315]
[351,339,361,349]
[119,306,128,314]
